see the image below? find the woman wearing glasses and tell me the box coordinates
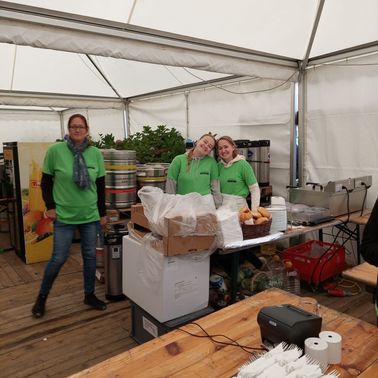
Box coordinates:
[32,114,107,318]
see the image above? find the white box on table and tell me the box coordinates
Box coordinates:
[122,235,210,323]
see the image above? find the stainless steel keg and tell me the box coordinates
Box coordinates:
[102,149,137,209]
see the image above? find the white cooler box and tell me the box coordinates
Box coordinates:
[122,235,210,323]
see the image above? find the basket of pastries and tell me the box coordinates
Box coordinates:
[239,207,272,240]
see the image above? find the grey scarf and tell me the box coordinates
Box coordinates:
[66,137,91,190]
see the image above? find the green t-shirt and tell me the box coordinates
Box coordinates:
[167,153,219,195]
[43,142,105,224]
[218,159,257,198]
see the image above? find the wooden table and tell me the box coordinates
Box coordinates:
[70,288,378,378]
[342,262,378,288]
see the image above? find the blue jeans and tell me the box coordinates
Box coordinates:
[39,220,98,296]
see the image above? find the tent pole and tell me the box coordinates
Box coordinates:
[299,0,325,77]
[185,92,189,139]
[59,111,65,139]
[297,74,306,188]
[289,83,298,187]
[123,100,130,139]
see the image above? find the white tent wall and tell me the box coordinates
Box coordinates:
[305,53,378,265]
[305,53,378,209]
[128,94,187,138]
[188,79,293,199]
[128,78,294,198]
[0,110,61,152]
[0,108,126,153]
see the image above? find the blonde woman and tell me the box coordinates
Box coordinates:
[165,133,222,209]
[217,135,262,269]
[217,136,260,211]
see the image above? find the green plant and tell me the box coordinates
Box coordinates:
[92,125,185,163]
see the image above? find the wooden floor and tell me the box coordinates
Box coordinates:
[0,231,376,378]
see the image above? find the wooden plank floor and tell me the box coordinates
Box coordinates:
[0,233,137,378]
[0,231,376,377]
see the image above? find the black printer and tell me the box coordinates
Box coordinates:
[257,304,322,349]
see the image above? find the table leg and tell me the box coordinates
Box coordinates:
[319,228,323,241]
[356,224,361,264]
[230,251,240,303]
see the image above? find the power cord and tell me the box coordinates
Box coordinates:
[178,321,266,355]
[360,182,370,216]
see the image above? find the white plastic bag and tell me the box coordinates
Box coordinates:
[216,205,243,247]
[138,186,217,237]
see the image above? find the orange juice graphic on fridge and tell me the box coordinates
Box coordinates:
[18,143,54,263]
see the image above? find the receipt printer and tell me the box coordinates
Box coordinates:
[257,304,322,349]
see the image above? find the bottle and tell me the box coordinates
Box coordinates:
[96,232,105,268]
[266,257,285,289]
[284,260,301,295]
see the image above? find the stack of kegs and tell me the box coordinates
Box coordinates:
[235,139,271,186]
[137,163,170,192]
[102,149,137,209]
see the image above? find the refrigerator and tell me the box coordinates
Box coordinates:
[3,142,54,264]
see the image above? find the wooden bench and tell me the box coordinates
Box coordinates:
[342,262,377,288]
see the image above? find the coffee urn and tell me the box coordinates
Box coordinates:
[259,140,270,186]
[104,226,128,301]
[235,140,250,160]
[248,140,260,182]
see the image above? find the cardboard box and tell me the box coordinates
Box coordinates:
[131,203,217,236]
[128,221,216,256]
[131,204,151,230]
[123,236,210,322]
[131,301,213,344]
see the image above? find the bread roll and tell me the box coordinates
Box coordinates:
[258,207,271,218]
[255,216,268,225]
[251,210,262,219]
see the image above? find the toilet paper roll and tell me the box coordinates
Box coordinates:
[319,331,342,364]
[304,337,328,370]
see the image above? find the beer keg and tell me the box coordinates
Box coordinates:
[137,163,169,192]
[102,149,137,209]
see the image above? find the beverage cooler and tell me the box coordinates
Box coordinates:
[3,142,53,264]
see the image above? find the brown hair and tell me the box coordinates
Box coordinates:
[68,114,89,129]
[186,133,217,172]
[217,135,238,159]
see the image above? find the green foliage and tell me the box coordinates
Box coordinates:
[92,125,185,163]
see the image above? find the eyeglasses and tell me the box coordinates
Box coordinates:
[69,125,87,131]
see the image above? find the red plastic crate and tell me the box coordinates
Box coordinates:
[283,240,345,286]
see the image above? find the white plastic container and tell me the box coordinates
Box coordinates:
[122,236,210,322]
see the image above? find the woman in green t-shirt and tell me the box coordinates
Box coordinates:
[32,114,108,318]
[217,136,263,269]
[166,133,222,209]
[217,136,260,211]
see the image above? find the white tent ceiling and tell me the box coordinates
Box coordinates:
[1,0,378,214]
[1,0,376,104]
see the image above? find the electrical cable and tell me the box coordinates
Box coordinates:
[178,321,265,355]
[360,182,370,216]
[182,68,297,95]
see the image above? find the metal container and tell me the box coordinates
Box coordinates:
[258,140,270,186]
[288,185,368,217]
[248,140,260,182]
[102,149,137,209]
[235,139,249,160]
[104,228,128,301]
[137,163,169,192]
